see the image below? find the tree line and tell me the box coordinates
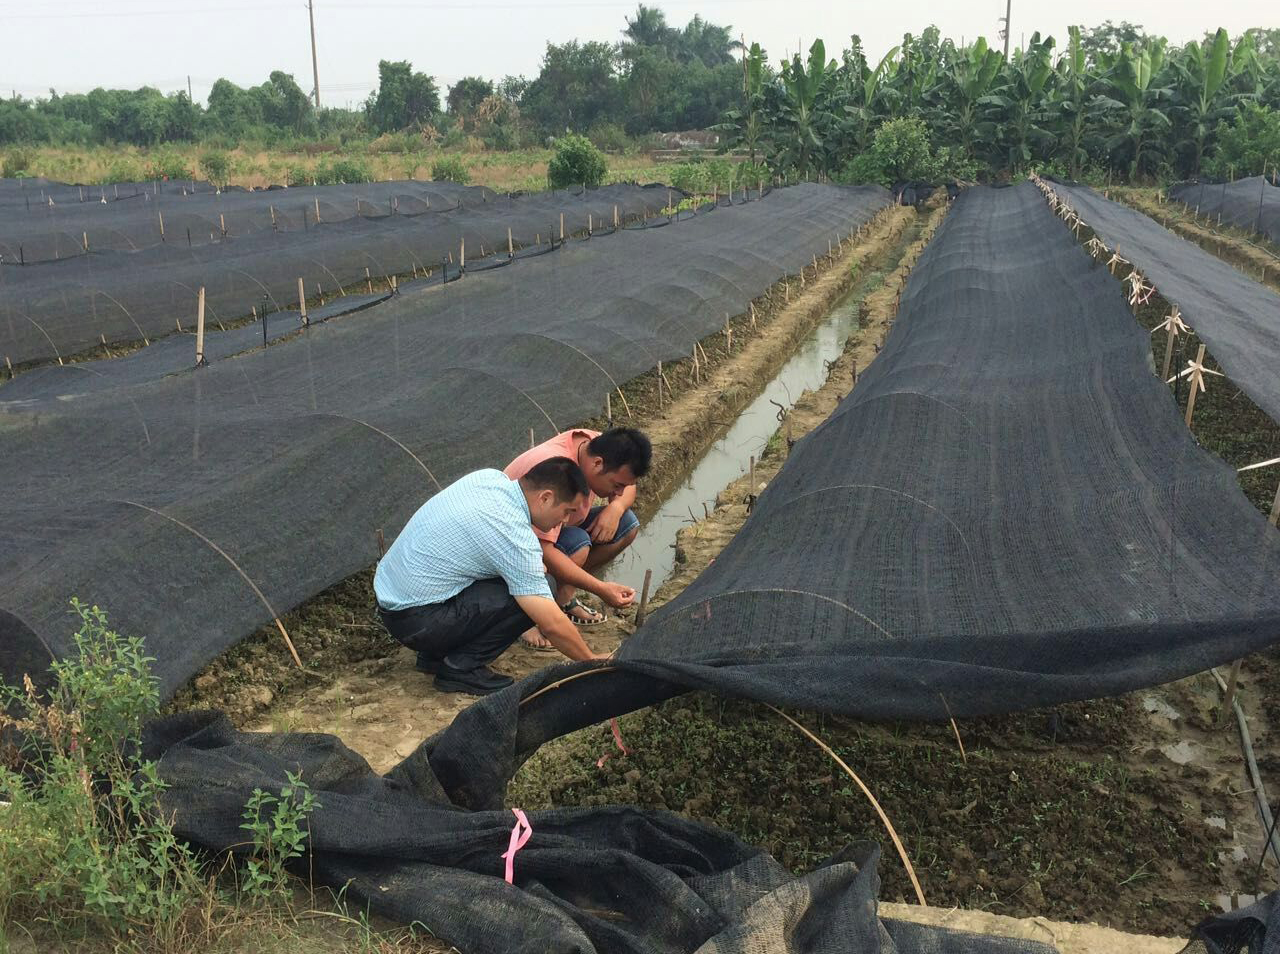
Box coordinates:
[1,9,1278,185]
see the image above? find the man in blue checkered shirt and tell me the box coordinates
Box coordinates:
[375,457,634,694]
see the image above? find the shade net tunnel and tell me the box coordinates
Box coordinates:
[0,179,683,366]
[420,182,1280,807]
[0,182,891,699]
[1046,178,1280,426]
[1169,175,1280,245]
[131,182,1280,954]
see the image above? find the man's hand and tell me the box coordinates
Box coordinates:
[589,504,623,543]
[596,581,635,608]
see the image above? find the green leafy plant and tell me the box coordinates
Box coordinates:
[431,154,471,183]
[547,132,608,188]
[239,771,320,902]
[198,150,231,187]
[2,149,32,178]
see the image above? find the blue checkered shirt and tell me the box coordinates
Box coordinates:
[374,469,553,610]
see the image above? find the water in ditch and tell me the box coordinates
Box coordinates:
[603,287,862,594]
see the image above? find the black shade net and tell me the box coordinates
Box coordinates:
[0,183,892,698]
[0,179,684,365]
[413,183,1280,813]
[141,709,1054,954]
[1169,176,1280,245]
[1049,179,1280,425]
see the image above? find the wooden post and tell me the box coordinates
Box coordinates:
[634,569,653,627]
[749,455,756,489]
[606,391,612,424]
[460,238,466,270]
[270,205,277,230]
[749,301,756,327]
[219,213,226,237]
[1185,344,1206,428]
[614,205,619,228]
[390,275,397,292]
[314,196,321,223]
[724,316,732,353]
[195,286,207,366]
[1220,658,1244,725]
[1161,320,1179,382]
[158,210,165,239]
[529,427,536,449]
[4,356,11,377]
[657,361,664,407]
[560,213,565,241]
[588,213,593,235]
[376,528,386,557]
[298,277,308,326]
[365,267,373,293]
[508,227,514,257]
[692,346,700,384]
[82,231,89,252]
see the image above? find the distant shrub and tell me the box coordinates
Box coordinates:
[431,154,471,183]
[587,123,630,154]
[2,149,32,178]
[284,163,312,187]
[734,160,770,191]
[102,157,145,183]
[547,133,607,189]
[198,150,231,186]
[837,118,940,187]
[146,150,190,180]
[314,156,372,184]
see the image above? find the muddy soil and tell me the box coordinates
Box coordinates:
[171,202,919,731]
[506,198,1279,939]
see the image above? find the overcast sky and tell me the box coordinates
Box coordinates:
[1,1,1272,107]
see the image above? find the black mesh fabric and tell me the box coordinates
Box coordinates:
[411,183,1280,812]
[141,709,1053,954]
[1177,893,1278,954]
[1169,176,1280,245]
[1046,179,1280,424]
[0,180,682,364]
[0,183,891,697]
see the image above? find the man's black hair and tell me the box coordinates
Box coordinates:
[587,427,652,478]
[522,456,590,502]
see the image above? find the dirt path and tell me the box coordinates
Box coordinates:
[175,202,921,754]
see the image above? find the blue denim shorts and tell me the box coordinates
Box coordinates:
[554,505,640,557]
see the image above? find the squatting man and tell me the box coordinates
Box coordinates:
[373,428,652,695]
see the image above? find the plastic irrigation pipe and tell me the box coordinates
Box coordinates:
[1212,666,1280,868]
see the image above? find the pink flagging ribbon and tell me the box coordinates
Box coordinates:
[502,809,533,884]
[596,717,634,769]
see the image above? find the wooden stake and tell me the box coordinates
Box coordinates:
[508,227,514,257]
[560,213,565,241]
[219,213,226,237]
[1220,658,1244,726]
[99,334,112,358]
[376,528,386,557]
[314,196,321,222]
[195,286,207,366]
[158,210,165,239]
[616,386,632,420]
[749,455,755,489]
[460,238,466,269]
[365,267,373,293]
[750,301,756,327]
[1185,343,1206,428]
[529,427,536,449]
[613,205,619,228]
[4,356,11,376]
[270,205,277,229]
[657,361,664,407]
[297,277,308,326]
[606,391,612,424]
[1161,321,1178,382]
[82,231,89,252]
[634,569,653,627]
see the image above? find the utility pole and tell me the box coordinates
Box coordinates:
[187,75,193,102]
[308,0,321,108]
[1001,0,1012,58]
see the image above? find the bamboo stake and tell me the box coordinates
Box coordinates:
[297,277,308,326]
[616,386,633,420]
[634,569,653,627]
[656,361,664,407]
[606,391,612,424]
[314,196,321,222]
[376,528,386,557]
[460,238,465,269]
[763,704,927,907]
[1220,658,1244,726]
[270,205,277,229]
[219,213,226,237]
[508,227,514,257]
[613,204,619,228]
[195,286,207,367]
[1185,343,1207,427]
[748,455,755,489]
[365,267,373,293]
[560,212,565,241]
[82,231,89,251]
[158,210,165,239]
[4,356,11,377]
[530,427,536,449]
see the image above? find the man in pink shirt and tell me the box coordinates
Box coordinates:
[504,427,650,644]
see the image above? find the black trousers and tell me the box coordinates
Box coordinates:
[378,578,532,671]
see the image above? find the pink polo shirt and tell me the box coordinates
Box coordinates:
[504,429,602,542]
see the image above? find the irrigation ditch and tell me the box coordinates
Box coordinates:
[168,185,1280,941]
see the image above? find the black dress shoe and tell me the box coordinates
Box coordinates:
[415,652,442,674]
[433,664,514,695]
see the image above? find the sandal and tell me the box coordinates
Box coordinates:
[562,597,606,626]
[519,629,557,652]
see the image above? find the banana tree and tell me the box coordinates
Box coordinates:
[1096,38,1172,180]
[841,37,900,152]
[982,32,1056,171]
[776,39,835,179]
[938,38,1003,158]
[713,42,769,164]
[1050,26,1095,178]
[1171,28,1234,174]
